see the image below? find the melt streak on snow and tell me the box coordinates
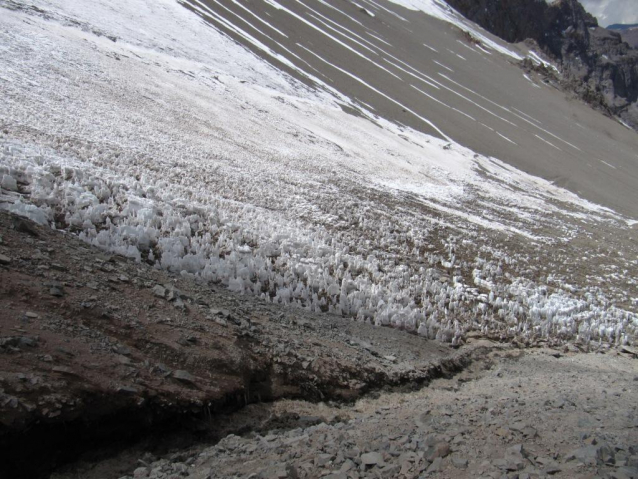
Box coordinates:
[0,0,636,346]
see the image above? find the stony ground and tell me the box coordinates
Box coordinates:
[0,210,476,478]
[58,348,638,479]
[1,210,637,479]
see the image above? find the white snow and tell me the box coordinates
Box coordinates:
[411,84,476,121]
[363,0,409,22]
[619,119,633,130]
[386,59,441,89]
[496,132,517,145]
[535,134,562,151]
[0,0,634,347]
[434,75,518,127]
[366,31,393,47]
[600,160,617,170]
[423,43,439,53]
[297,44,451,140]
[386,0,524,60]
[433,60,454,72]
[527,50,560,73]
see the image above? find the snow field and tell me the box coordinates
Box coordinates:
[2,135,635,346]
[0,0,635,347]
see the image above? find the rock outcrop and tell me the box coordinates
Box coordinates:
[445,0,638,129]
[608,24,638,49]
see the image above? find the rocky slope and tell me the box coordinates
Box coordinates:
[3,211,636,479]
[608,24,638,49]
[1,0,638,476]
[444,0,638,129]
[58,345,638,479]
[0,210,479,479]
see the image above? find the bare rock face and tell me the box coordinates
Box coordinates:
[445,0,638,129]
[608,24,638,49]
[622,30,638,49]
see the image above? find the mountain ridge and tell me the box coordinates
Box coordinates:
[444,0,638,129]
[1,1,638,477]
[607,23,638,31]
[608,23,638,49]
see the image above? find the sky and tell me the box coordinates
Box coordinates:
[578,0,638,27]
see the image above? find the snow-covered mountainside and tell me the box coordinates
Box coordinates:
[0,0,637,346]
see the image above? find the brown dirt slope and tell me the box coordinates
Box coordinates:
[0,211,471,478]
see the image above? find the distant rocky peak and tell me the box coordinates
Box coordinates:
[444,0,638,130]
[608,24,638,49]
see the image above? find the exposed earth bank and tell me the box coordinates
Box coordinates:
[0,210,486,478]
[1,214,637,479]
[103,347,638,479]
